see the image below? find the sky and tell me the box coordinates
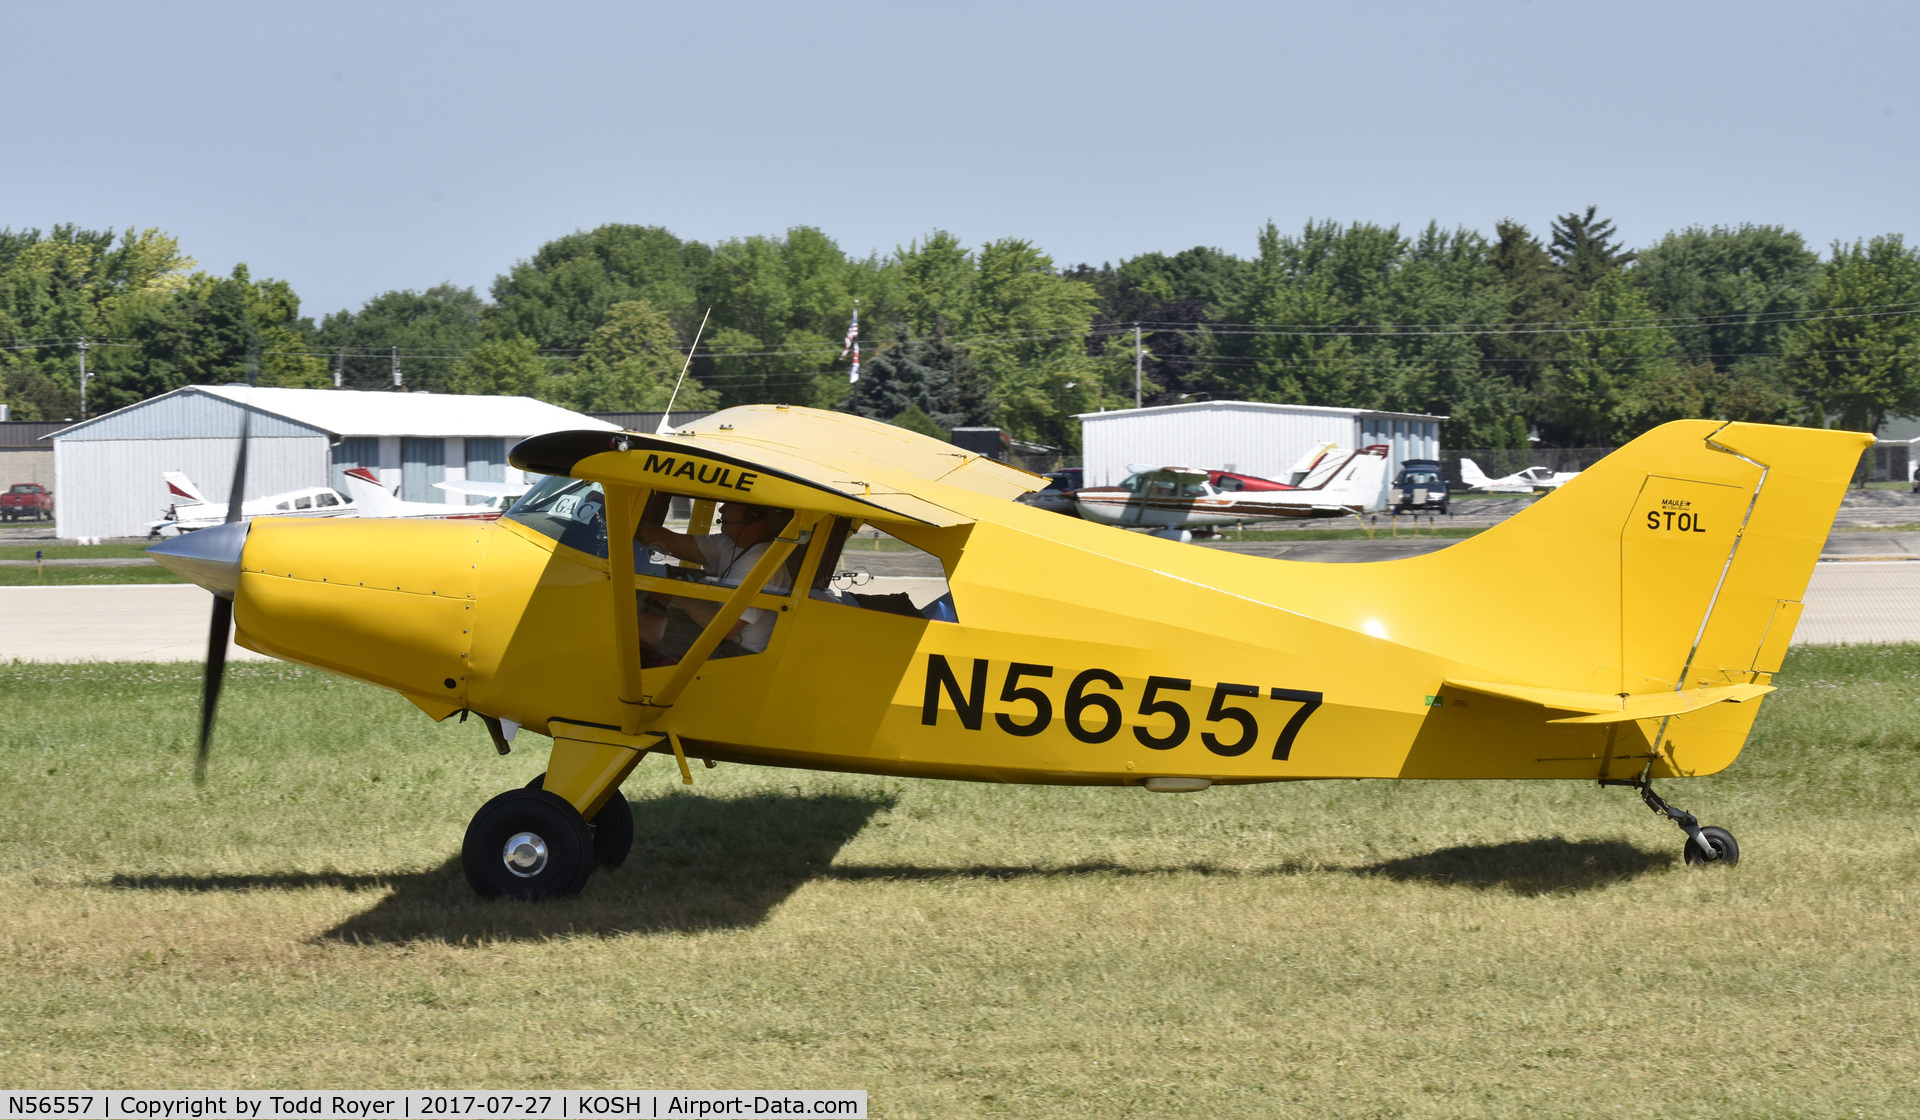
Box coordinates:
[6,0,1916,319]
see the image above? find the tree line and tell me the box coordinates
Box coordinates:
[3,213,1916,450]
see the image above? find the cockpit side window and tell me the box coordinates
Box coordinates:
[810,518,958,623]
[629,491,803,662]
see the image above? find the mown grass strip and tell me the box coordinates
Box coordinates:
[0,649,1914,1114]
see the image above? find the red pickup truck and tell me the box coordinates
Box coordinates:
[1,483,53,521]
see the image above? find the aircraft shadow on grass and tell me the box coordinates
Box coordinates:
[109,790,894,943]
[824,835,1672,896]
[1353,836,1675,896]
[108,804,1668,940]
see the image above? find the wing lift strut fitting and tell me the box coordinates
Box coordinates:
[1599,774,1725,863]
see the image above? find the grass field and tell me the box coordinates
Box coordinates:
[0,566,181,586]
[1,650,1916,1116]
[0,544,156,561]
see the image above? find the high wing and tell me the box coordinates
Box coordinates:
[514,406,1046,529]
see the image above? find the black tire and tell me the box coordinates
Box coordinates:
[526,774,634,868]
[462,788,595,899]
[1684,825,1739,867]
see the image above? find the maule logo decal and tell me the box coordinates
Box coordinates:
[640,453,758,493]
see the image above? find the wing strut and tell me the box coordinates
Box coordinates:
[622,520,810,734]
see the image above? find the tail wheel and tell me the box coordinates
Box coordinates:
[1684,825,1740,867]
[462,788,594,899]
[526,774,634,868]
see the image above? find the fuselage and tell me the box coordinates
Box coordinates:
[228,415,1866,792]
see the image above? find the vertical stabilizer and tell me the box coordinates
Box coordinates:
[341,468,406,516]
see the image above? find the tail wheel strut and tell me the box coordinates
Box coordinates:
[1600,777,1739,867]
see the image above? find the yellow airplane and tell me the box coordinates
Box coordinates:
[148,407,1870,899]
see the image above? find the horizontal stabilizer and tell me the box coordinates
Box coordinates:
[1444,678,1773,723]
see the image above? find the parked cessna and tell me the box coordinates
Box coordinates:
[148,472,356,537]
[1462,458,1581,493]
[1072,444,1390,537]
[341,467,522,520]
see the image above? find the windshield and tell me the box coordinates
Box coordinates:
[504,475,609,558]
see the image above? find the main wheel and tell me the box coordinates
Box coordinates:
[462,788,595,899]
[526,774,634,868]
[1684,825,1739,867]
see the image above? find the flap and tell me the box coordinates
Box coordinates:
[1444,678,1774,724]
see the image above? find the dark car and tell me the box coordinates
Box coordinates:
[1392,460,1448,514]
[1017,468,1084,516]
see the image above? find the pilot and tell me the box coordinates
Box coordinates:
[636,501,794,657]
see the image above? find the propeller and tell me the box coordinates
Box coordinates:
[193,402,250,784]
[194,409,249,779]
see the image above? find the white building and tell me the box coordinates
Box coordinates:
[1076,400,1446,505]
[51,386,617,539]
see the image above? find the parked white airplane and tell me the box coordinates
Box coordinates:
[340,467,521,520]
[1072,445,1391,538]
[149,472,356,537]
[1461,458,1581,493]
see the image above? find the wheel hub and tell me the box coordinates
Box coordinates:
[502,831,549,877]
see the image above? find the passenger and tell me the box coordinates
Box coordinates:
[636,502,794,657]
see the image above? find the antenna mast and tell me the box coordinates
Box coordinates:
[657,308,712,435]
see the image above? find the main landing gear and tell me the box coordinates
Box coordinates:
[1600,777,1740,867]
[460,775,636,900]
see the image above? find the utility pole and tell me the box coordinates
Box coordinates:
[76,338,89,420]
[390,345,401,389]
[1133,323,1142,409]
[333,348,344,389]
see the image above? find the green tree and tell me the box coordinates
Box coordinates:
[0,225,199,418]
[445,336,553,398]
[960,238,1102,448]
[314,284,485,392]
[89,265,323,412]
[1485,220,1571,396]
[1633,225,1820,366]
[559,300,716,411]
[1548,271,1693,444]
[1550,205,1635,292]
[693,227,882,408]
[886,403,948,439]
[848,326,994,429]
[487,225,708,349]
[890,230,975,337]
[1783,236,1920,433]
[1200,220,1521,446]
[1066,246,1250,406]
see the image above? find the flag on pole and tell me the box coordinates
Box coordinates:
[839,304,859,357]
[841,303,860,383]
